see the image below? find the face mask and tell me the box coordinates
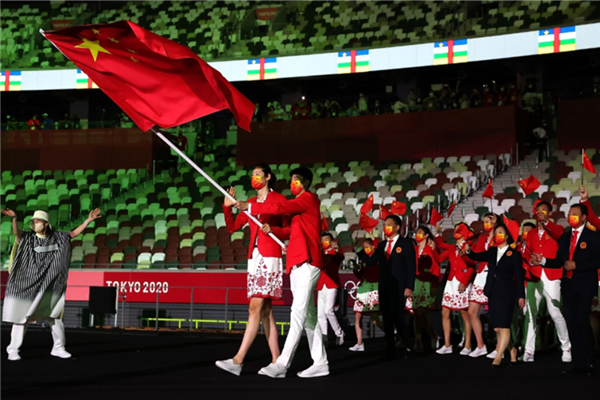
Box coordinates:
[290,180,303,196]
[364,247,374,255]
[33,222,45,233]
[251,175,266,190]
[415,233,425,243]
[322,241,331,250]
[494,232,506,245]
[521,231,529,241]
[384,225,394,237]
[483,222,493,232]
[568,215,580,228]
[453,233,462,240]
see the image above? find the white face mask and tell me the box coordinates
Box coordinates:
[34,222,46,233]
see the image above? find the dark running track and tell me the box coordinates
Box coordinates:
[1,327,597,400]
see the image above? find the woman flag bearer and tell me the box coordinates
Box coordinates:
[2,208,102,361]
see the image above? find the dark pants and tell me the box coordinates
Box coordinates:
[536,139,547,162]
[379,276,412,356]
[563,292,596,368]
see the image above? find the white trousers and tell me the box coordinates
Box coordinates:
[524,271,571,354]
[317,285,343,337]
[276,263,328,369]
[6,319,67,356]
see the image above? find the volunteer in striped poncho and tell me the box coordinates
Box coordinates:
[1,208,101,361]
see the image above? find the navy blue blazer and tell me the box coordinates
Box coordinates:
[545,226,600,297]
[468,246,526,300]
[359,236,416,292]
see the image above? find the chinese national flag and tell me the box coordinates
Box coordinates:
[321,212,329,232]
[583,150,597,174]
[43,21,254,131]
[447,201,456,217]
[379,205,392,220]
[390,200,407,216]
[502,215,520,243]
[359,213,379,233]
[482,179,494,199]
[360,195,374,214]
[518,175,541,196]
[430,207,443,226]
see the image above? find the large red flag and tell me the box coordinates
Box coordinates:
[447,201,457,217]
[482,179,494,199]
[321,212,329,232]
[359,213,379,233]
[430,207,443,226]
[502,215,520,243]
[43,21,254,131]
[360,195,374,214]
[390,200,407,216]
[518,175,541,196]
[379,205,392,220]
[583,150,597,174]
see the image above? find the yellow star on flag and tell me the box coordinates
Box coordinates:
[75,37,111,62]
[109,37,119,43]
[342,52,347,57]
[128,48,136,54]
[438,42,444,47]
[92,29,100,34]
[130,56,139,63]
[252,59,256,64]
[544,30,549,35]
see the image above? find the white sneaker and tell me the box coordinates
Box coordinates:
[459,347,472,356]
[336,332,345,346]
[50,348,72,359]
[520,352,534,362]
[349,344,365,352]
[486,350,498,359]
[258,363,287,378]
[469,346,488,358]
[458,337,465,348]
[215,359,243,376]
[297,364,329,378]
[7,352,21,361]
[436,345,452,355]
[561,350,572,363]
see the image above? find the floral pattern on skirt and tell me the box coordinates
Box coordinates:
[442,277,472,310]
[247,248,283,300]
[468,269,488,304]
[405,279,437,311]
[353,281,380,313]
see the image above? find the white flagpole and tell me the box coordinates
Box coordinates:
[151,128,286,249]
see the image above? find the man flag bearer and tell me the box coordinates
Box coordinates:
[1,208,102,361]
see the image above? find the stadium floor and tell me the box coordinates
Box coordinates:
[1,327,598,400]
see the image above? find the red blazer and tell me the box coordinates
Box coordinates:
[222,191,290,259]
[544,219,565,242]
[472,233,496,273]
[436,236,477,286]
[317,249,343,290]
[526,225,562,281]
[250,191,323,273]
[415,245,441,284]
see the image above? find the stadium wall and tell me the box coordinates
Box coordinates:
[557,98,600,151]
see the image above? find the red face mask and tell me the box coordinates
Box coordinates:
[415,233,425,243]
[494,232,506,245]
[483,222,493,232]
[568,215,580,229]
[322,240,331,250]
[384,225,394,237]
[290,180,303,196]
[521,230,529,241]
[251,175,266,190]
[453,233,462,240]
[364,247,374,255]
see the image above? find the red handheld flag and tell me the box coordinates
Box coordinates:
[359,213,379,233]
[321,212,329,232]
[430,207,443,226]
[583,150,597,174]
[43,21,255,131]
[360,195,374,214]
[447,201,456,217]
[502,215,520,243]
[379,205,392,220]
[455,223,474,240]
[518,175,541,196]
[482,179,494,199]
[390,200,407,216]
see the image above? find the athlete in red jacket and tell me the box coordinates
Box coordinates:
[236,167,328,378]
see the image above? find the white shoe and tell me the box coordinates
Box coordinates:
[486,350,497,359]
[215,359,243,376]
[349,344,365,352]
[258,363,287,378]
[50,348,72,359]
[520,352,534,362]
[458,337,465,348]
[469,346,488,358]
[561,350,572,363]
[459,347,472,356]
[7,352,21,361]
[297,364,329,378]
[336,332,345,346]
[436,345,452,355]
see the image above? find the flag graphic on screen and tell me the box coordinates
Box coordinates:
[538,26,576,54]
[337,50,369,74]
[76,69,99,89]
[433,39,468,65]
[247,58,277,81]
[0,71,22,91]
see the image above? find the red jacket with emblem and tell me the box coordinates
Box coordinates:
[526,224,563,281]
[435,236,477,286]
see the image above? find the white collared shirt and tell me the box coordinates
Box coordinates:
[385,234,399,254]
[540,224,584,265]
[496,244,509,263]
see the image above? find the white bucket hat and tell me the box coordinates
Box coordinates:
[32,210,52,228]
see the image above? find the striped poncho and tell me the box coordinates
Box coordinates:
[2,231,72,324]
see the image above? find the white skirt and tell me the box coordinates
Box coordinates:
[442,277,471,311]
[469,269,489,304]
[246,247,283,300]
[2,290,65,324]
